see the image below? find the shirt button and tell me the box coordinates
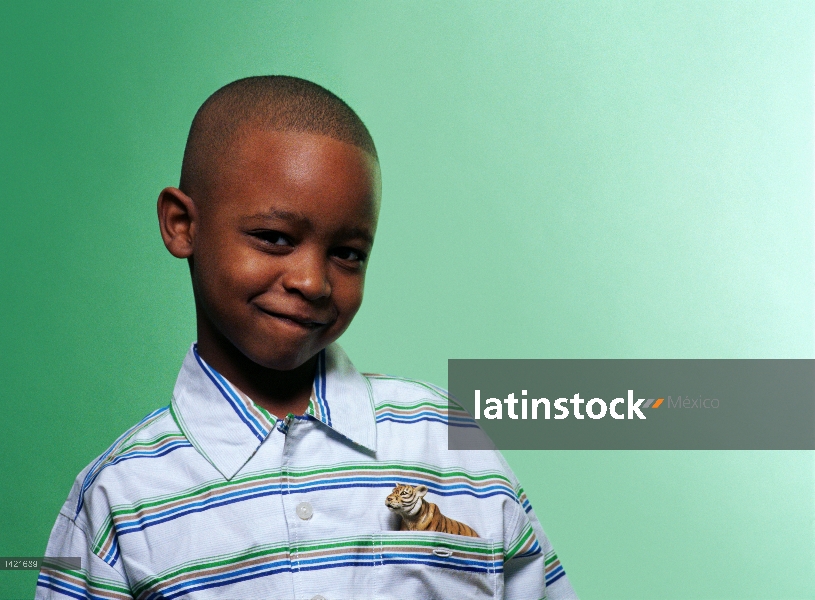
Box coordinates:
[311,596,327,600]
[296,501,313,520]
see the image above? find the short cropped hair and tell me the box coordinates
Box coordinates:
[179,76,377,197]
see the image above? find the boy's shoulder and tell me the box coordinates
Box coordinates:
[363,372,454,414]
[362,372,519,482]
[363,372,476,439]
[59,405,184,528]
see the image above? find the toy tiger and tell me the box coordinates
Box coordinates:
[385,483,479,537]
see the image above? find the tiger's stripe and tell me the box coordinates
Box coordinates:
[386,484,479,538]
[418,501,479,538]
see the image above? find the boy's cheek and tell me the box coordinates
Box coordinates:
[334,280,364,316]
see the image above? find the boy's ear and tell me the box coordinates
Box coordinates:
[157,187,197,259]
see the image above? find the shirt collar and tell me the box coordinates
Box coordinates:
[171,343,377,480]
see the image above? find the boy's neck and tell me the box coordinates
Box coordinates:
[195,323,317,419]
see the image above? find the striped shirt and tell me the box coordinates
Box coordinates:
[38,343,578,599]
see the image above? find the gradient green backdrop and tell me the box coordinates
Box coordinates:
[2,2,813,599]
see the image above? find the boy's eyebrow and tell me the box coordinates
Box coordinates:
[335,226,374,245]
[243,208,310,226]
[242,209,374,244]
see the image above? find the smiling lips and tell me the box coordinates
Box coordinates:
[254,304,333,329]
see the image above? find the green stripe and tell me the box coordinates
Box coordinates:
[135,537,376,595]
[115,410,170,453]
[117,432,186,453]
[255,403,277,423]
[110,462,512,515]
[375,401,448,411]
[506,523,534,559]
[545,552,559,566]
[133,543,290,597]
[134,535,498,596]
[280,461,512,484]
[366,375,450,399]
[380,537,495,554]
[365,375,469,411]
[110,470,278,517]
[98,462,514,557]
[95,462,516,557]
[92,515,115,556]
[169,402,215,470]
[43,567,131,595]
[88,409,171,480]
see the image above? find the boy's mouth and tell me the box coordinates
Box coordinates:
[254,305,331,329]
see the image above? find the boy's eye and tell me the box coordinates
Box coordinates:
[252,231,291,247]
[332,247,367,263]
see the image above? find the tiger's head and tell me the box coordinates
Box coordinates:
[385,483,428,517]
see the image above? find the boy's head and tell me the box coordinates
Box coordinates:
[158,76,381,372]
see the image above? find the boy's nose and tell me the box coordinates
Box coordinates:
[282,249,331,301]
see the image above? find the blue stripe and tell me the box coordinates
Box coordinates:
[284,476,513,496]
[36,575,98,600]
[108,544,120,568]
[380,552,500,569]
[75,406,170,517]
[118,484,285,534]
[376,415,447,425]
[208,367,268,436]
[155,553,502,600]
[102,533,122,566]
[514,540,542,558]
[546,566,566,585]
[293,551,499,571]
[311,351,323,422]
[101,533,118,564]
[296,558,379,571]
[102,441,191,467]
[113,479,515,537]
[294,552,378,568]
[317,350,331,426]
[380,558,502,574]
[377,414,446,424]
[376,414,480,428]
[95,440,189,474]
[37,575,90,600]
[155,553,486,600]
[298,556,501,574]
[281,481,515,501]
[115,478,511,534]
[155,560,292,600]
[377,410,446,420]
[193,348,267,441]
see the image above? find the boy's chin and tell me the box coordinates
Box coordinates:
[243,344,325,372]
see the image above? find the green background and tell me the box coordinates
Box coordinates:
[1,2,813,598]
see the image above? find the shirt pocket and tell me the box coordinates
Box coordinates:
[376,530,503,600]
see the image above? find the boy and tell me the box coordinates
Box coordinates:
[37,76,578,599]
